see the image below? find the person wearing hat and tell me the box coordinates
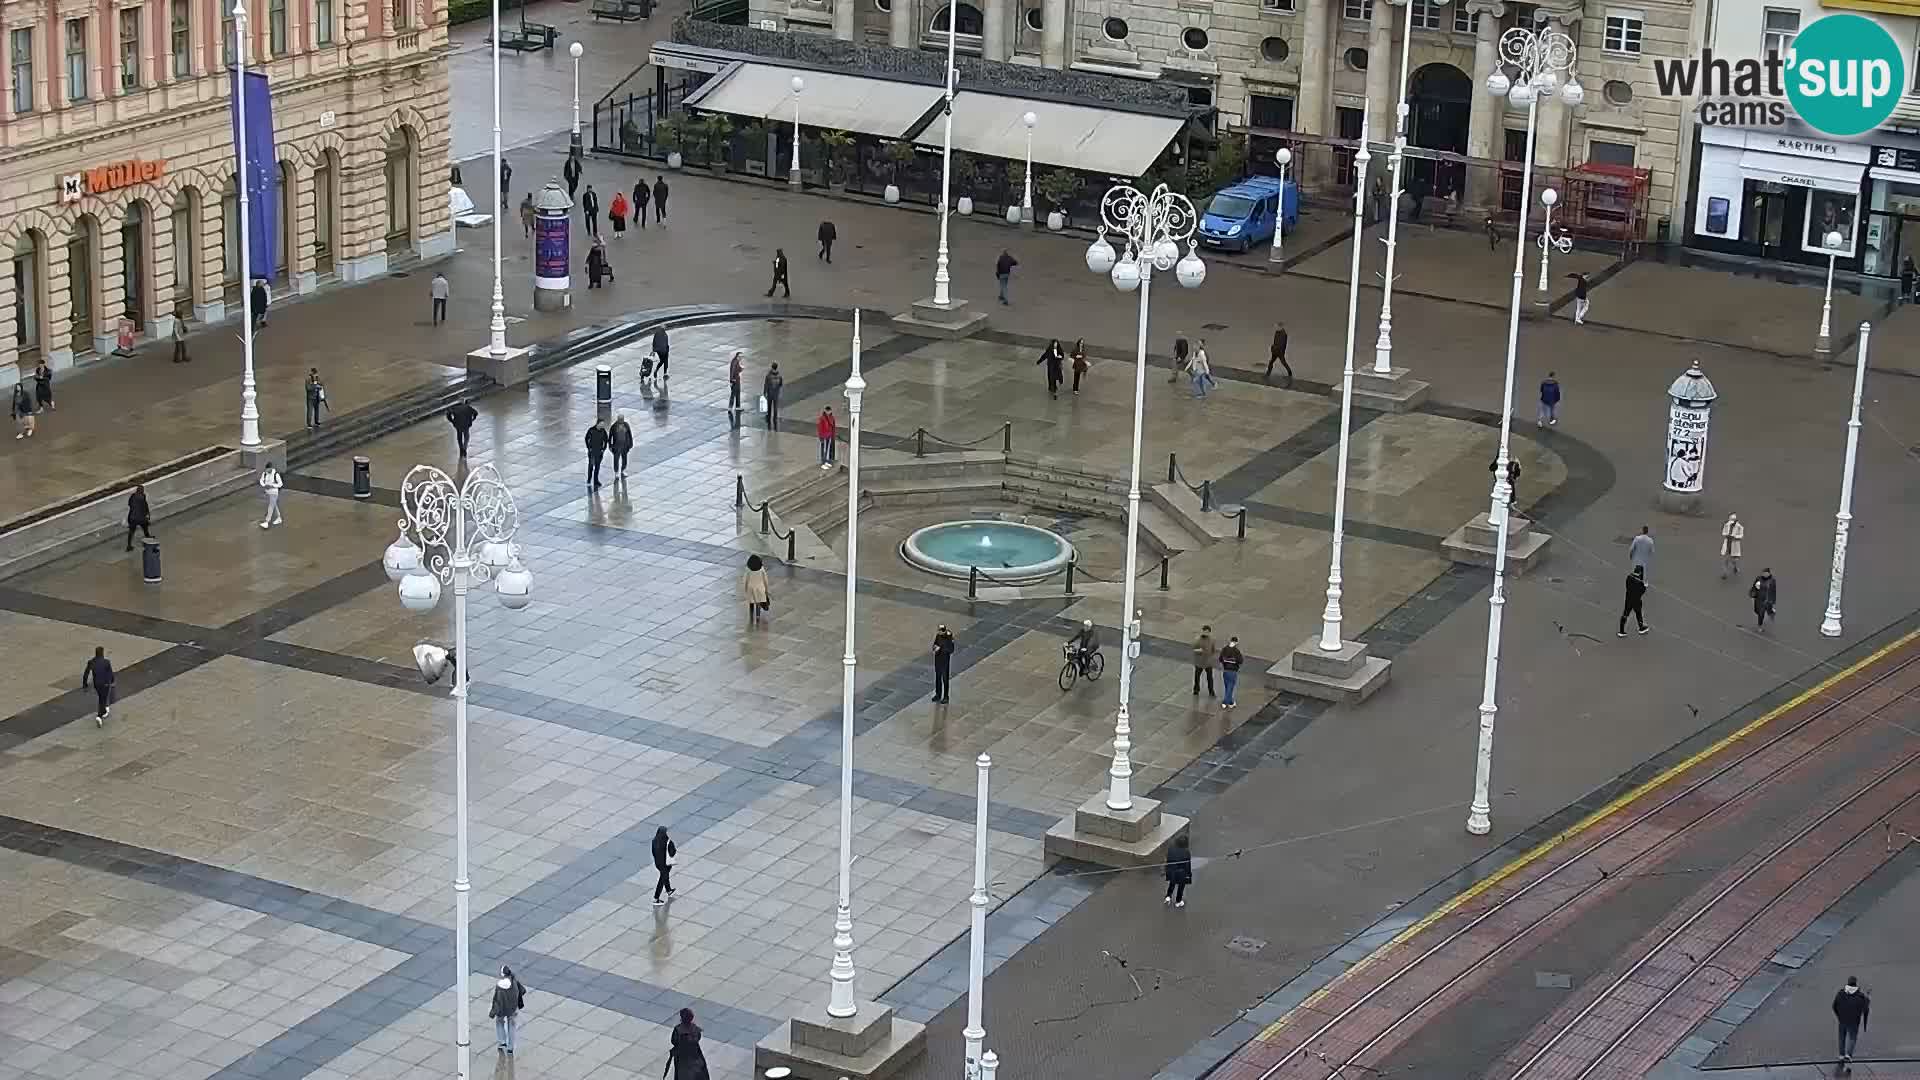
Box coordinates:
[489,966,525,1053]
[931,625,955,704]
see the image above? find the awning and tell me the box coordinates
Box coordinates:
[685,63,942,139]
[912,92,1184,179]
[1737,149,1866,195]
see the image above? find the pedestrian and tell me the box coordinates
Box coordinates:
[1750,567,1778,630]
[1219,635,1243,709]
[1189,340,1214,399]
[1618,565,1649,636]
[765,248,791,298]
[610,189,628,237]
[581,183,600,237]
[12,380,36,438]
[1192,624,1217,698]
[258,464,283,530]
[1370,176,1386,225]
[817,405,836,468]
[498,156,512,210]
[727,350,744,414]
[652,175,670,223]
[1163,834,1193,908]
[33,360,54,413]
[651,825,677,904]
[430,271,449,325]
[81,645,115,727]
[1266,322,1292,382]
[1070,338,1089,394]
[931,624,955,704]
[1538,370,1560,425]
[1490,458,1522,507]
[488,972,521,1054]
[249,278,270,330]
[818,220,837,262]
[1628,525,1654,579]
[1170,333,1190,384]
[125,484,152,550]
[1485,215,1500,252]
[609,413,633,476]
[995,250,1018,305]
[1038,339,1065,398]
[1569,273,1591,324]
[519,192,535,238]
[563,153,581,199]
[763,363,784,429]
[669,1008,710,1080]
[1720,513,1744,579]
[584,419,609,488]
[447,402,477,456]
[652,326,670,379]
[586,241,608,289]
[1903,256,1917,304]
[171,313,190,363]
[742,554,770,625]
[304,368,327,428]
[633,178,650,228]
[1833,976,1869,1063]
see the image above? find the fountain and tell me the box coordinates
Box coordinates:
[901,520,1074,583]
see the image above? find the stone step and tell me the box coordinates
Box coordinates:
[1147,482,1244,543]
[1000,478,1123,521]
[1005,458,1129,497]
[1135,502,1201,557]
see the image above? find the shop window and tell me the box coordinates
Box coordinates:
[1761,8,1797,58]
[1336,105,1363,184]
[222,14,234,65]
[1453,6,1479,33]
[119,7,141,91]
[1807,190,1856,253]
[268,0,286,55]
[1259,36,1289,62]
[1603,9,1642,55]
[1589,139,1635,166]
[1261,0,1295,12]
[1409,0,1443,30]
[1504,3,1543,32]
[64,18,87,101]
[316,0,333,43]
[171,0,190,76]
[1504,128,1526,161]
[391,0,411,31]
[1342,0,1371,22]
[1250,93,1293,129]
[1187,84,1213,108]
[9,27,32,114]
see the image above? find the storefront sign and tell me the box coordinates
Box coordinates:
[1874,145,1920,172]
[1665,403,1711,494]
[58,159,166,203]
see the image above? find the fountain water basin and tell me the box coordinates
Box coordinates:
[901,519,1075,583]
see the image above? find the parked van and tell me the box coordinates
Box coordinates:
[1198,176,1299,253]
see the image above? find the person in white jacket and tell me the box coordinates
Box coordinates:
[1719,513,1744,579]
[259,465,284,529]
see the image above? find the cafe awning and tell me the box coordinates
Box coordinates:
[911,92,1184,178]
[685,62,944,140]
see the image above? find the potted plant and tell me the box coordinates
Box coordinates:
[653,117,685,169]
[953,152,978,215]
[691,114,733,169]
[1038,168,1084,230]
[819,129,855,187]
[1006,160,1027,223]
[882,139,916,203]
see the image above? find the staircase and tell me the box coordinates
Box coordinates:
[286,371,496,472]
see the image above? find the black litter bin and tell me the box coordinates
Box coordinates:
[1658,216,1672,244]
[596,365,613,404]
[353,456,372,498]
[544,26,557,46]
[141,539,162,583]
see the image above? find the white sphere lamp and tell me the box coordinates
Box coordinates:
[383,527,422,582]
[1111,251,1142,292]
[1175,249,1206,289]
[1086,233,1117,274]
[398,570,442,613]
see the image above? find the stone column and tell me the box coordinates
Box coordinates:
[1534,12,1576,169]
[43,233,74,369]
[1298,0,1332,140]
[1365,0,1395,145]
[288,167,319,293]
[833,0,854,39]
[891,0,913,48]
[0,255,17,380]
[94,221,126,356]
[1040,0,1065,67]
[983,0,1008,60]
[194,188,226,323]
[150,205,178,340]
[1464,3,1498,209]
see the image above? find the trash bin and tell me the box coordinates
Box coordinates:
[596,365,613,404]
[141,539,162,583]
[1657,216,1672,245]
[353,456,372,499]
[544,25,557,46]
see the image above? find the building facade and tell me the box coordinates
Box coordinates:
[748,0,1695,234]
[3,0,451,377]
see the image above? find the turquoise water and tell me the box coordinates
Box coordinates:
[913,522,1066,569]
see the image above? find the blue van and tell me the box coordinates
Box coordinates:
[1198,176,1299,253]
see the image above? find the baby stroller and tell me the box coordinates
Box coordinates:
[639,352,658,391]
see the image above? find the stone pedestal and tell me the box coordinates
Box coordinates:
[1265,635,1391,705]
[467,343,531,388]
[533,287,571,312]
[754,1000,926,1080]
[892,296,989,339]
[1441,509,1551,573]
[238,438,288,473]
[1657,489,1706,515]
[1351,367,1430,412]
[1043,791,1189,867]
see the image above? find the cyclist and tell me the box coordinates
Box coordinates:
[1069,619,1100,675]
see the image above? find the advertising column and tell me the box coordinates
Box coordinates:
[533,180,573,312]
[1659,363,1717,513]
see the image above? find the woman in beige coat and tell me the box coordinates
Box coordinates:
[742,554,771,625]
[1719,514,1744,580]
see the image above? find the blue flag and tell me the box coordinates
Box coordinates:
[229,66,279,281]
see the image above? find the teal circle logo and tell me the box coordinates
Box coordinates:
[1785,14,1905,136]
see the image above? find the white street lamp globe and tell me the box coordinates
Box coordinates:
[1541,187,1559,208]
[478,539,514,572]
[494,556,532,610]
[1111,252,1142,292]
[1175,249,1206,289]
[383,528,422,582]
[1509,81,1537,106]
[1487,71,1511,98]
[568,41,582,57]
[1152,237,1181,269]
[1277,147,1292,166]
[1826,229,1846,249]
[1086,235,1117,274]
[398,569,442,613]
[1561,79,1585,106]
[1023,110,1036,129]
[792,75,804,94]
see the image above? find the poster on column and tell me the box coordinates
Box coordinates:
[228,68,280,282]
[535,215,570,288]
[1664,403,1710,493]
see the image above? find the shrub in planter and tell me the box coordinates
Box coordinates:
[1036,168,1085,228]
[819,129,855,185]
[882,139,917,199]
[653,118,685,168]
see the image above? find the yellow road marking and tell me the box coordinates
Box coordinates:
[1252,626,1920,1045]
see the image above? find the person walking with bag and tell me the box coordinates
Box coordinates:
[727,351,744,415]
[762,364,784,430]
[651,825,678,904]
[1720,514,1744,579]
[668,1008,710,1080]
[742,554,771,625]
[33,361,54,413]
[1163,834,1193,908]
[1188,341,1214,399]
[82,646,115,727]
[1070,338,1089,394]
[258,464,284,530]
[610,190,629,238]
[12,381,35,438]
[1750,568,1778,631]
[609,413,634,477]
[1192,625,1217,698]
[765,248,790,298]
[1833,976,1870,1064]
[931,624,955,704]
[172,314,191,363]
[304,369,327,429]
[488,971,522,1054]
[125,484,152,550]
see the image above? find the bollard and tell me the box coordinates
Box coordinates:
[141,538,162,583]
[1167,452,1177,484]
[595,365,613,405]
[785,530,796,563]
[1237,506,1248,540]
[735,476,745,509]
[968,566,978,600]
[1158,556,1170,591]
[1200,480,1213,513]
[760,504,771,534]
[915,429,927,458]
[1001,422,1012,455]
[353,456,372,499]
[1064,559,1076,596]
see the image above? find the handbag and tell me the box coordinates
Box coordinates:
[758,394,769,414]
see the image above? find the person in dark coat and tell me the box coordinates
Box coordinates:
[33,361,54,412]
[498,156,512,210]
[1070,338,1089,393]
[651,825,677,904]
[609,413,634,476]
[1833,976,1870,1063]
[817,220,837,262]
[669,1008,709,1080]
[1619,565,1648,636]
[1038,339,1065,398]
[125,484,152,551]
[652,175,670,223]
[1903,256,1918,304]
[1750,568,1778,630]
[1490,458,1521,509]
[765,249,790,298]
[562,153,582,198]
[652,326,670,379]
[11,381,34,438]
[447,402,477,457]
[249,279,270,331]
[1266,323,1291,382]
[305,368,326,428]
[763,363,784,430]
[931,624,955,704]
[995,250,1018,305]
[586,242,607,289]
[581,184,600,237]
[82,645,114,726]
[1170,333,1190,384]
[488,971,522,1053]
[633,179,651,228]
[1163,834,1193,907]
[584,419,609,489]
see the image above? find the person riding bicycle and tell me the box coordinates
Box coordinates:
[1069,619,1100,673]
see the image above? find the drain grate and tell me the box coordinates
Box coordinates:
[1226,936,1268,956]
[1535,971,1572,989]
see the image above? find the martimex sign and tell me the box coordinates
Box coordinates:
[58,159,167,203]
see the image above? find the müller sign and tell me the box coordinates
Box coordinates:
[58,159,167,203]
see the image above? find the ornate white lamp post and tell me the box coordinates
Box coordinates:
[1269,146,1292,264]
[931,11,960,305]
[1372,0,1448,374]
[383,464,533,1080]
[962,753,993,1078]
[1084,186,1206,810]
[569,42,584,159]
[1822,321,1871,638]
[1467,24,1581,838]
[1021,110,1036,226]
[231,0,261,448]
[1533,187,1571,311]
[484,0,510,358]
[828,313,866,1017]
[1815,229,1845,355]
[1317,105,1372,653]
[789,76,805,188]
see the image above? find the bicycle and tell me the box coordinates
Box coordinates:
[1059,643,1106,691]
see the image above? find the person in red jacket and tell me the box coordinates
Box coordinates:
[817,406,837,469]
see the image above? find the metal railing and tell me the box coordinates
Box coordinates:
[912,422,1013,458]
[966,556,1081,600]
[1167,452,1250,540]
[734,475,798,563]
[1071,553,1176,593]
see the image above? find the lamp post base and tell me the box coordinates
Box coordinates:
[1656,488,1707,515]
[1814,334,1833,357]
[1350,367,1431,413]
[893,296,989,340]
[755,999,926,1080]
[1441,510,1552,573]
[466,343,531,388]
[1265,635,1392,705]
[1043,791,1189,868]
